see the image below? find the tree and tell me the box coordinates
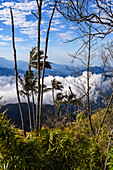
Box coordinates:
[29,47,51,130]
[97,41,113,136]
[67,22,96,135]
[56,85,85,126]
[29,48,51,71]
[35,0,42,131]
[10,7,26,137]
[35,0,57,130]
[101,41,113,74]
[56,0,113,37]
[29,47,52,129]
[51,78,64,102]
[51,78,64,123]
[19,70,37,132]
[55,0,113,135]
[10,0,57,132]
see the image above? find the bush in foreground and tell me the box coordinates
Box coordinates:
[0,110,112,169]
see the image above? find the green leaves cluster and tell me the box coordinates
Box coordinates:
[1,109,112,170]
[29,48,51,70]
[109,148,113,170]
[19,70,37,98]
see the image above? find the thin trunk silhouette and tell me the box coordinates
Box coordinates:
[32,92,36,130]
[37,1,56,130]
[87,26,95,136]
[10,7,26,137]
[36,0,42,131]
[98,92,113,136]
[29,58,36,130]
[27,96,33,132]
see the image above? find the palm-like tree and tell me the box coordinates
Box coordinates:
[56,86,82,124]
[29,47,51,130]
[19,70,37,132]
[29,48,51,71]
[50,78,64,121]
[51,78,64,103]
[29,71,37,130]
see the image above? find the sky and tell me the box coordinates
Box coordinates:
[0,0,81,66]
[0,0,112,66]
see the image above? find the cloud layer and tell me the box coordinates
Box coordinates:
[0,72,112,105]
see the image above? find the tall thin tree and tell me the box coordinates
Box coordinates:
[10,7,26,137]
[39,2,57,130]
[19,71,34,132]
[35,0,56,130]
[36,0,42,131]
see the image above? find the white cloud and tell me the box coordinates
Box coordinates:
[54,11,62,18]
[52,19,62,26]
[0,76,15,86]
[59,25,66,29]
[51,27,60,31]
[15,37,26,42]
[41,37,46,42]
[2,1,37,11]
[69,26,78,30]
[0,34,25,42]
[2,2,15,7]
[42,1,48,8]
[20,27,37,38]
[0,34,11,41]
[0,72,112,105]
[0,1,38,39]
[0,8,10,19]
[58,31,74,41]
[0,42,8,45]
[0,0,64,44]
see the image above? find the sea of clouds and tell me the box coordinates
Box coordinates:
[0,72,112,105]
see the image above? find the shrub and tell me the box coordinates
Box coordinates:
[108,148,113,170]
[0,109,111,169]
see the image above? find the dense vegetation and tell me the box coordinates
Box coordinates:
[1,0,113,169]
[0,107,113,169]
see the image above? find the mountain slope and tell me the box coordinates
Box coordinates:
[0,67,25,76]
[0,57,28,71]
[0,57,110,77]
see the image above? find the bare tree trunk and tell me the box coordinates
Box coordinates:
[36,0,42,131]
[39,2,56,130]
[68,102,70,127]
[32,92,36,130]
[87,26,95,136]
[29,59,36,130]
[52,87,55,103]
[27,96,33,132]
[10,7,26,138]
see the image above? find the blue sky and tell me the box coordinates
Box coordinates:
[0,0,111,66]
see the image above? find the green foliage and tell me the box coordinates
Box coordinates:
[0,111,18,169]
[18,70,37,98]
[29,48,51,70]
[0,109,112,169]
[108,148,113,170]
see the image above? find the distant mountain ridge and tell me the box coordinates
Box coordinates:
[0,67,25,76]
[0,57,73,77]
[0,57,109,77]
[0,57,28,70]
